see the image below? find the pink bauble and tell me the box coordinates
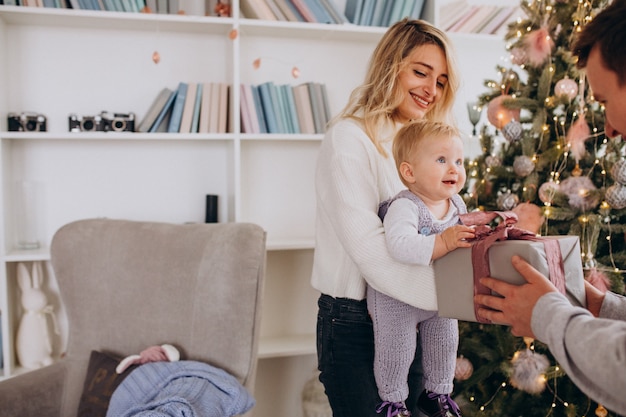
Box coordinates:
[510,47,527,66]
[554,77,578,100]
[487,95,520,129]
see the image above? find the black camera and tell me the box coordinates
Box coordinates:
[69,113,105,132]
[8,112,47,132]
[100,111,135,132]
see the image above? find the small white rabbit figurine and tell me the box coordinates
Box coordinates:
[16,261,54,369]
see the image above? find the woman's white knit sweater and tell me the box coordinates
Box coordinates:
[311,118,439,311]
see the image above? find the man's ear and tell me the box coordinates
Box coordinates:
[399,161,415,184]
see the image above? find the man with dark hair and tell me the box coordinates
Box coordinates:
[473,1,626,415]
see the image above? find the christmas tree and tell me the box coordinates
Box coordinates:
[456,1,625,416]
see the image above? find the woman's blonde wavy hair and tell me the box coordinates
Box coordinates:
[334,18,459,157]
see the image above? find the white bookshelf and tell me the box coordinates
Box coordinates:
[0,0,516,415]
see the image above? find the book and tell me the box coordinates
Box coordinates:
[274,0,304,21]
[344,0,362,24]
[319,0,346,24]
[190,83,203,133]
[358,0,375,26]
[266,0,288,20]
[446,5,480,32]
[257,82,279,133]
[269,82,288,133]
[398,0,415,20]
[167,82,188,133]
[379,0,395,26]
[439,0,471,30]
[387,0,407,25]
[145,0,156,11]
[302,0,333,23]
[454,5,498,33]
[240,0,277,20]
[240,84,255,133]
[217,83,229,134]
[370,0,387,27]
[137,87,173,133]
[292,83,315,134]
[472,6,507,33]
[208,81,221,133]
[198,82,212,133]
[168,0,179,13]
[478,6,516,34]
[410,0,425,19]
[156,0,166,13]
[149,89,177,133]
[279,84,298,133]
[290,0,317,22]
[308,82,326,134]
[251,85,268,133]
[178,81,197,133]
[319,82,332,126]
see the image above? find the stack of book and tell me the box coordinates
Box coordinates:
[240,81,331,134]
[440,1,522,35]
[3,0,195,14]
[138,82,230,134]
[239,0,346,23]
[344,0,425,27]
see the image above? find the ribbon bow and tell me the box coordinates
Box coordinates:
[458,211,566,323]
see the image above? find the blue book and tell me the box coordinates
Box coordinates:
[411,0,425,19]
[251,85,268,134]
[380,0,394,26]
[282,84,300,134]
[358,0,375,26]
[388,0,407,25]
[303,0,334,23]
[167,82,188,133]
[344,0,363,24]
[257,82,279,134]
[190,83,203,133]
[149,89,177,133]
[370,0,386,26]
[268,82,288,133]
[278,84,295,133]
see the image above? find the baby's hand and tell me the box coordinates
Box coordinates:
[440,225,475,252]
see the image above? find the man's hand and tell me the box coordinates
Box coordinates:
[474,255,559,338]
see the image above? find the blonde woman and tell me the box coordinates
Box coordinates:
[312,18,461,417]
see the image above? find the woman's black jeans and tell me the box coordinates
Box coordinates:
[316,293,423,417]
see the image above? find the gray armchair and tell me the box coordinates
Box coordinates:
[0,218,266,416]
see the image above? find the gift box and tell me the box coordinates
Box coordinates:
[433,235,586,323]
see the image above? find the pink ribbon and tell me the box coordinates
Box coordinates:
[458,211,566,323]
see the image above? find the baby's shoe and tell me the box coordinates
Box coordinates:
[417,390,462,417]
[376,401,411,417]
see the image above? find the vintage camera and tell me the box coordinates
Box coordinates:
[100,111,135,132]
[69,113,105,132]
[8,112,47,132]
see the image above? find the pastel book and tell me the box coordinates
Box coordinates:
[167,82,188,133]
[199,82,212,133]
[292,83,315,134]
[137,87,173,133]
[178,81,198,133]
[149,88,177,133]
[257,82,280,134]
[190,83,203,133]
[251,85,268,134]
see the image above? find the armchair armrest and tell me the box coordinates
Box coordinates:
[0,361,66,416]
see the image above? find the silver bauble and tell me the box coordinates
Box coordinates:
[513,155,535,177]
[502,120,523,142]
[605,184,626,210]
[610,159,626,185]
[497,191,519,210]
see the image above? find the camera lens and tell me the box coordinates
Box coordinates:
[112,118,126,131]
[25,120,38,131]
[81,118,95,131]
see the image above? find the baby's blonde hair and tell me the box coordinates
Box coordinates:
[392,120,461,187]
